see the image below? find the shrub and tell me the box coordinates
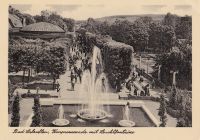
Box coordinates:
[21,93,51,98]
[10,94,20,127]
[166,106,180,118]
[169,85,177,109]
[31,94,42,127]
[158,94,167,127]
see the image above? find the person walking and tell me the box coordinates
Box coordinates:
[71,76,76,91]
[77,68,82,83]
[130,82,135,96]
[102,77,106,93]
[152,79,155,89]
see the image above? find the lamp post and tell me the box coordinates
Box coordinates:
[146,58,150,74]
[158,65,161,81]
[132,52,136,72]
[139,54,142,70]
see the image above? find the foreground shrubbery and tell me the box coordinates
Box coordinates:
[166,87,192,127]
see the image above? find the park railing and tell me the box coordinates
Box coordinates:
[135,67,166,89]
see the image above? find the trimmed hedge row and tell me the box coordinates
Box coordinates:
[21,93,58,98]
[81,32,134,91]
[100,40,133,90]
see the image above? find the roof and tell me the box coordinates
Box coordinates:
[9,14,23,28]
[20,22,65,33]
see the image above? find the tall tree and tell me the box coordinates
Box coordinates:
[175,16,192,41]
[169,85,177,109]
[184,98,192,127]
[176,95,185,127]
[148,22,176,52]
[63,18,75,32]
[31,93,42,127]
[158,94,167,127]
[109,20,149,52]
[10,94,20,127]
[163,12,180,28]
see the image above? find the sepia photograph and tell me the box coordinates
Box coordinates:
[8,3,192,128]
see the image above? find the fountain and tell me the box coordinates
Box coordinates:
[119,102,135,127]
[77,46,109,121]
[52,105,70,126]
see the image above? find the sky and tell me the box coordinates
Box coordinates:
[10,1,193,20]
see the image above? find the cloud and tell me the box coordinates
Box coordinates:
[87,4,104,8]
[47,4,82,13]
[9,3,192,20]
[142,5,166,12]
[174,5,192,11]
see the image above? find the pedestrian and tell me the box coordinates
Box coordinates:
[147,86,150,96]
[73,66,78,83]
[74,72,77,83]
[77,68,82,83]
[71,70,74,83]
[134,89,137,96]
[88,62,92,73]
[56,81,60,92]
[130,82,135,96]
[102,77,106,93]
[71,77,75,91]
[152,79,155,89]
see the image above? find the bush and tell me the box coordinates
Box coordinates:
[31,94,42,127]
[10,94,20,127]
[21,93,51,98]
[158,94,167,127]
[166,106,180,118]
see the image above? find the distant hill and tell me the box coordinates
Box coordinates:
[95,14,165,24]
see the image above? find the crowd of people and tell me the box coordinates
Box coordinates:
[68,46,92,91]
[68,46,153,95]
[123,70,151,97]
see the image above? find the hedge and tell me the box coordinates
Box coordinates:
[80,31,134,91]
[100,40,133,90]
[21,93,58,98]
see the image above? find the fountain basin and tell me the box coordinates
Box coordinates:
[40,102,159,127]
[52,119,70,126]
[77,109,107,121]
[119,120,135,127]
